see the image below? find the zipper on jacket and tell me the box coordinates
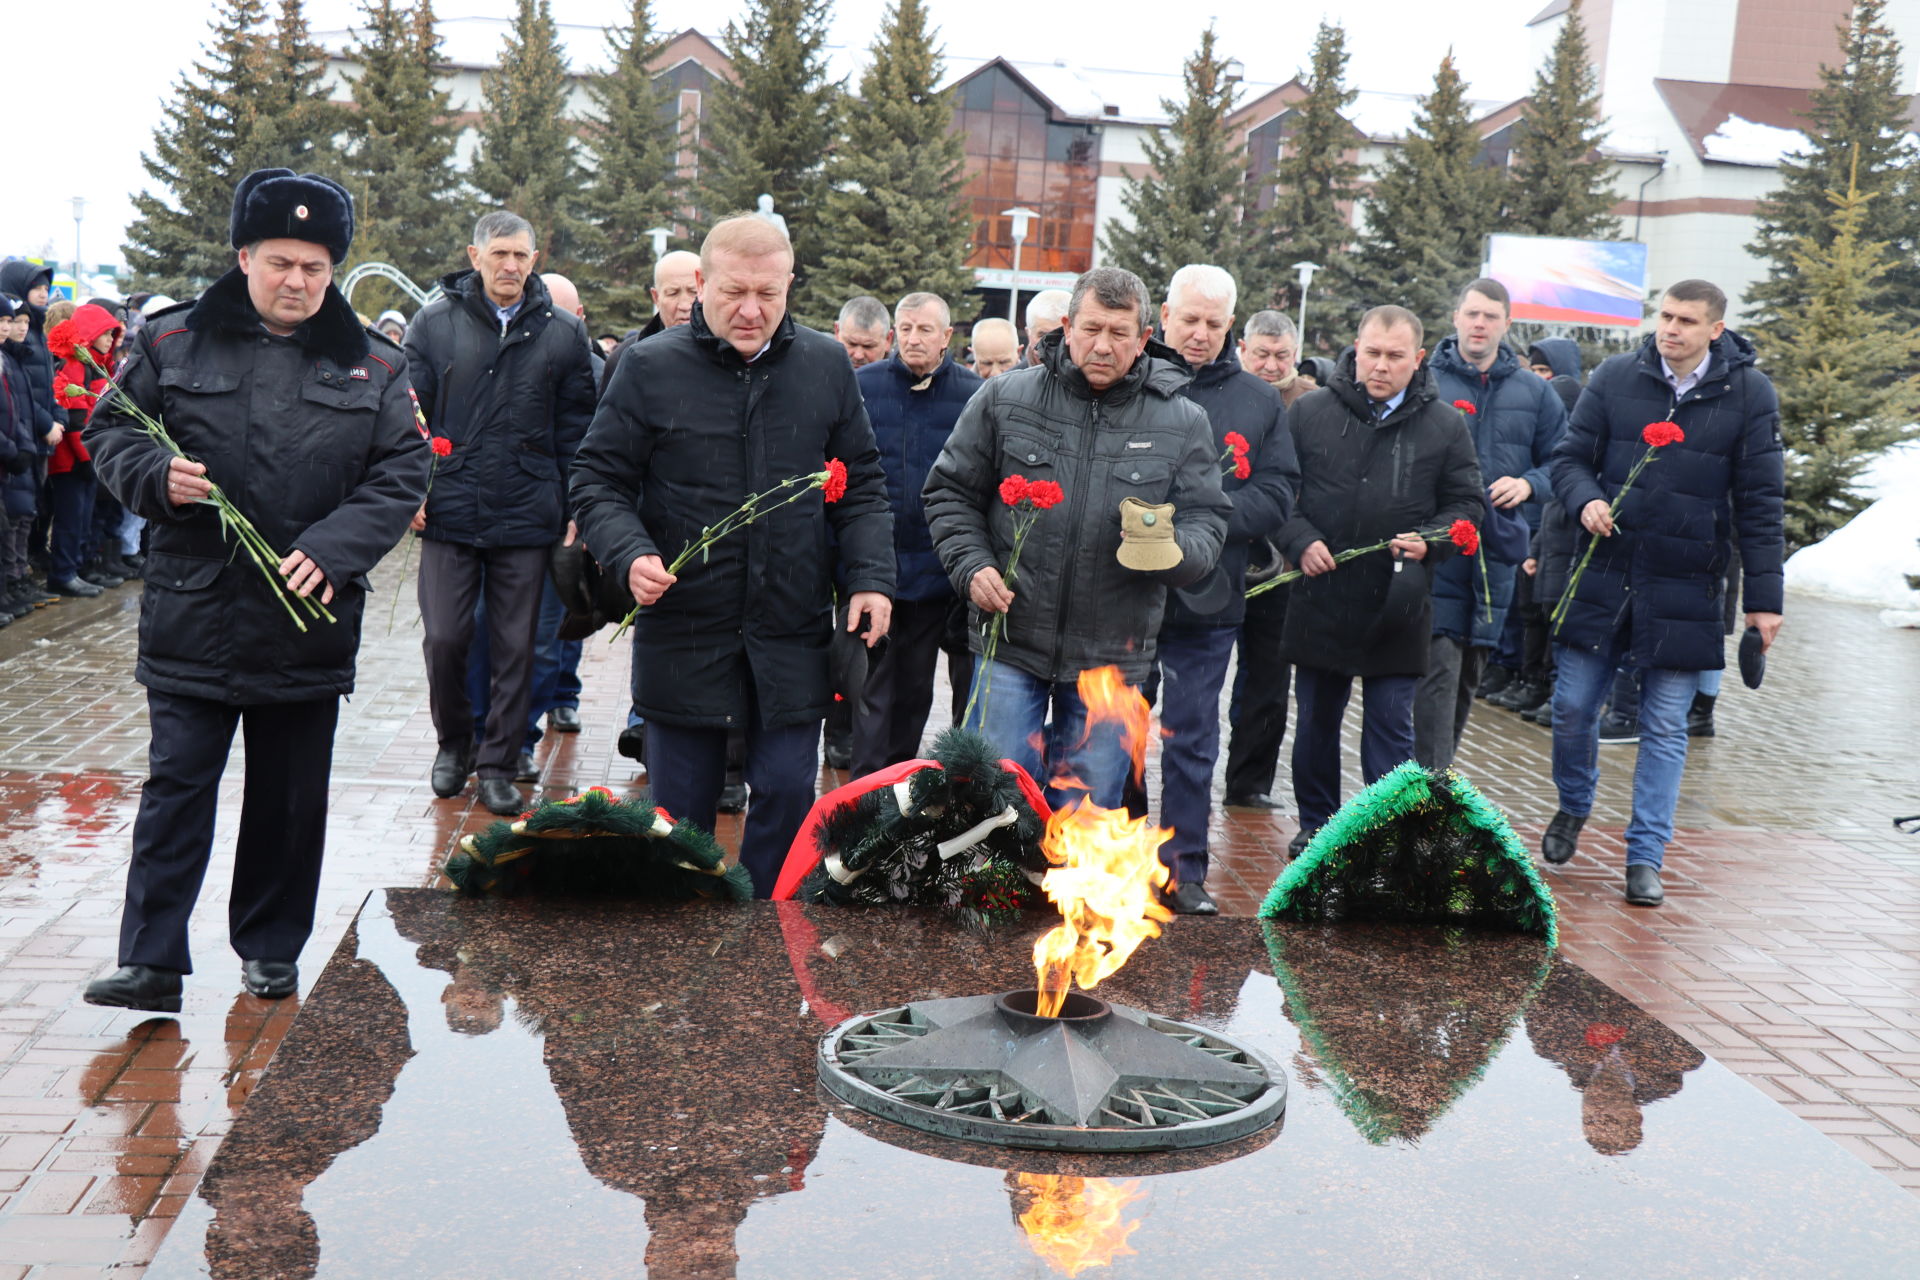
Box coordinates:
[1048,398,1096,680]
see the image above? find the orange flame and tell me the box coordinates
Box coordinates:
[1016,1173,1147,1276]
[1032,667,1172,1018]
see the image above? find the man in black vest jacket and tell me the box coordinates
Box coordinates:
[572,215,895,897]
[404,211,598,816]
[1277,306,1484,854]
[1543,279,1784,907]
[83,169,429,1010]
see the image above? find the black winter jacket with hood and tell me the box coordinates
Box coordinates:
[1276,349,1485,677]
[1549,330,1784,671]
[570,304,895,731]
[1164,339,1297,629]
[922,329,1231,685]
[404,270,597,548]
[89,269,429,703]
[0,262,65,438]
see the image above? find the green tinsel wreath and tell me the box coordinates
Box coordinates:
[1260,762,1558,943]
[443,786,751,900]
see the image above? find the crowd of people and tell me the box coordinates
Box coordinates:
[29,167,1781,1013]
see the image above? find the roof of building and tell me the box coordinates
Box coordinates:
[1650,79,1904,166]
[1527,1,1571,26]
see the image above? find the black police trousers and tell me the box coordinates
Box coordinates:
[117,689,339,974]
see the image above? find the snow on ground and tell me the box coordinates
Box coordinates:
[1785,440,1920,612]
[1702,115,1807,167]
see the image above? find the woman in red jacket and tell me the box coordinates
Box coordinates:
[46,302,123,596]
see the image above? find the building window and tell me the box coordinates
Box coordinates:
[951,66,1099,275]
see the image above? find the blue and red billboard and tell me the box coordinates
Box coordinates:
[1485,234,1648,328]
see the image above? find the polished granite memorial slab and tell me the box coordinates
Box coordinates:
[148,890,1920,1278]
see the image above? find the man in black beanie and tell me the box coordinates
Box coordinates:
[82,169,429,1011]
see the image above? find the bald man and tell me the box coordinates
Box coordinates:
[1022,289,1071,366]
[970,318,1020,379]
[599,250,701,398]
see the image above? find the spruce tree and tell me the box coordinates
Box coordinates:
[697,0,842,320]
[341,0,468,314]
[126,0,339,294]
[1348,53,1508,337]
[469,0,591,272]
[1510,0,1618,239]
[581,0,684,330]
[1749,0,1920,327]
[1266,21,1363,346]
[1751,161,1920,550]
[811,0,973,317]
[1101,25,1253,305]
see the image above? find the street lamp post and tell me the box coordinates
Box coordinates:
[644,226,671,262]
[1003,207,1038,326]
[71,197,86,296]
[1293,260,1320,345]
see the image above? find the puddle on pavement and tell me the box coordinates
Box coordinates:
[147,893,1920,1278]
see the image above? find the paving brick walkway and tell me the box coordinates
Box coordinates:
[0,560,1916,1275]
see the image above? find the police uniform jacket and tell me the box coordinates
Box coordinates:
[89,268,430,704]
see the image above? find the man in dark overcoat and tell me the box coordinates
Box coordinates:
[1276,306,1484,854]
[571,215,895,897]
[83,169,429,1010]
[1543,279,1784,907]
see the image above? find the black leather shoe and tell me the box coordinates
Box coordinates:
[1624,864,1665,907]
[50,575,103,598]
[1161,881,1219,915]
[547,706,581,733]
[84,965,183,1012]
[241,959,298,999]
[514,751,539,783]
[1223,793,1282,810]
[430,746,473,798]
[1542,809,1586,865]
[476,775,524,816]
[616,723,648,764]
[1522,697,1555,727]
[81,567,126,588]
[1287,825,1318,858]
[1476,664,1515,700]
[1490,679,1548,713]
[1597,711,1639,744]
[717,781,748,813]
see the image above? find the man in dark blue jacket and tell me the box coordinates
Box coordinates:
[851,292,982,776]
[1141,265,1296,915]
[1544,279,1785,907]
[1415,278,1565,769]
[404,210,598,816]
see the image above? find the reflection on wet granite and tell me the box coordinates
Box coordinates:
[150,892,1920,1278]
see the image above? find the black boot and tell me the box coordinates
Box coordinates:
[84,965,184,1012]
[1624,864,1665,907]
[1687,692,1716,738]
[1476,664,1515,700]
[1542,809,1586,865]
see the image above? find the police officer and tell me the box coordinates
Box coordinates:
[83,169,429,1011]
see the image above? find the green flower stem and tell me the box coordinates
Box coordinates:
[607,470,829,643]
[961,506,1042,731]
[1247,525,1461,599]
[1550,447,1662,633]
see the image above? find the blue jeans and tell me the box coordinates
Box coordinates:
[967,657,1132,812]
[1155,624,1239,883]
[1551,641,1697,869]
[468,579,578,754]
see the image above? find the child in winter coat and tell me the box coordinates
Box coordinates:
[1,295,45,623]
[45,302,123,596]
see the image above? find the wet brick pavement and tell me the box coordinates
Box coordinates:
[0,556,1917,1275]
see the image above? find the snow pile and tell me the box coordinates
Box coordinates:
[1702,115,1807,167]
[1784,439,1920,611]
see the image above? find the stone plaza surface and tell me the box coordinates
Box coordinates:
[147,894,1920,1278]
[0,560,1917,1274]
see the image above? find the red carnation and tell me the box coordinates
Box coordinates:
[1641,421,1684,449]
[1452,399,1476,415]
[1024,480,1065,509]
[1233,455,1252,480]
[1449,519,1480,556]
[999,474,1030,506]
[429,436,453,457]
[1223,431,1250,455]
[1584,1022,1626,1050]
[46,320,78,361]
[822,458,848,503]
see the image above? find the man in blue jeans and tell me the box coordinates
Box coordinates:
[1544,279,1785,906]
[923,266,1229,813]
